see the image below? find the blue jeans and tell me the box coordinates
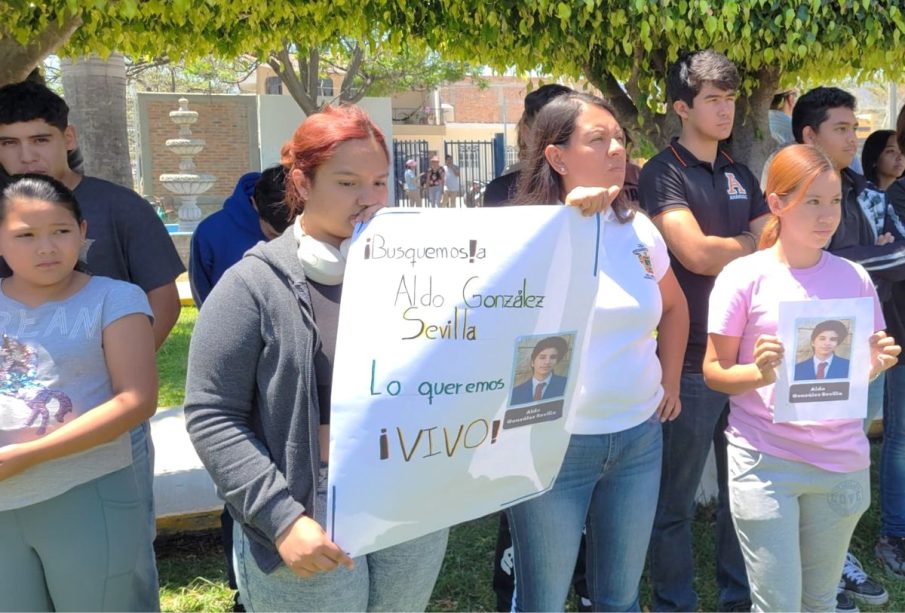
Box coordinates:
[129,422,160,611]
[506,416,662,612]
[234,464,448,611]
[882,366,905,538]
[649,373,749,611]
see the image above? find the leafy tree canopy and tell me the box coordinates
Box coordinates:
[7,0,905,168]
[393,0,905,167]
[2,2,472,113]
[2,1,371,59]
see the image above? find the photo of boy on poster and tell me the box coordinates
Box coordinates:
[510,335,571,406]
[794,319,852,381]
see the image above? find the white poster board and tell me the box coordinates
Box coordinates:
[327,206,600,556]
[774,298,873,423]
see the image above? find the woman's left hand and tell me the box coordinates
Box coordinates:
[564,185,621,217]
[0,444,32,482]
[656,382,682,422]
[870,331,901,380]
[352,203,386,225]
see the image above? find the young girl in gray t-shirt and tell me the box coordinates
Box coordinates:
[0,174,158,611]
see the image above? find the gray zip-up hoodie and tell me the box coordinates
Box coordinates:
[185,229,321,573]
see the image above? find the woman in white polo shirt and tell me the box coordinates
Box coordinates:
[506,92,689,612]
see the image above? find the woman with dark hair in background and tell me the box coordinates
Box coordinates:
[861,129,905,191]
[505,91,688,612]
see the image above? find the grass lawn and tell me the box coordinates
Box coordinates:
[157,440,905,612]
[157,306,197,408]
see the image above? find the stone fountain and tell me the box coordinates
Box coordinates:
[159,98,216,232]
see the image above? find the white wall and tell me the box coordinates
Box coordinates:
[256,96,396,203]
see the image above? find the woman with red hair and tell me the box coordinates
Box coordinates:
[184,105,448,611]
[704,144,900,610]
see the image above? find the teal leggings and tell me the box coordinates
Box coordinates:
[0,465,145,611]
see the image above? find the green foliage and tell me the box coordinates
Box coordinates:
[156,306,196,408]
[7,1,905,99]
[3,3,472,110]
[0,2,378,62]
[393,1,905,108]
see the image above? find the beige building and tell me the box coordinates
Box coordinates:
[240,65,593,159]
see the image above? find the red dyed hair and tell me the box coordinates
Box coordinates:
[759,144,838,249]
[280,104,389,214]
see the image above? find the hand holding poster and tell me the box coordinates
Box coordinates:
[327,206,599,556]
[774,298,873,422]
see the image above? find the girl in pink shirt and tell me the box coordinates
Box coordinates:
[704,144,900,611]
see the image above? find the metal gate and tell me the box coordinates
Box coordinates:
[392,139,430,206]
[444,138,506,207]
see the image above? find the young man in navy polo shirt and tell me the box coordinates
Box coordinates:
[793,86,905,609]
[639,49,767,612]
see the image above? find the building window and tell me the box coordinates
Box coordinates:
[265,76,282,95]
[319,78,334,97]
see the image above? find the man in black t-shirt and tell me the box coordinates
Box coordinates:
[639,50,768,613]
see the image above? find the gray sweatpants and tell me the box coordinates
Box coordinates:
[233,463,449,612]
[728,443,869,612]
[0,465,144,612]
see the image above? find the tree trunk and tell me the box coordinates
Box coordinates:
[728,67,781,179]
[268,45,320,115]
[0,14,82,86]
[61,54,134,188]
[584,64,678,152]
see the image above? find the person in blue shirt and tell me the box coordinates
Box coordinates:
[189,166,292,306]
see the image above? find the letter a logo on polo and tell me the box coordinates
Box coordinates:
[725,172,748,200]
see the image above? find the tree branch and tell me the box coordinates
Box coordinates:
[340,42,365,102]
[268,43,318,115]
[0,12,83,86]
[306,47,320,103]
[125,56,171,79]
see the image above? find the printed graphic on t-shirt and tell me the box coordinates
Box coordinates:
[632,244,655,279]
[725,172,748,201]
[0,335,73,439]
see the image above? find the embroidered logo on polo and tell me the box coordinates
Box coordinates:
[725,172,748,201]
[632,245,655,279]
